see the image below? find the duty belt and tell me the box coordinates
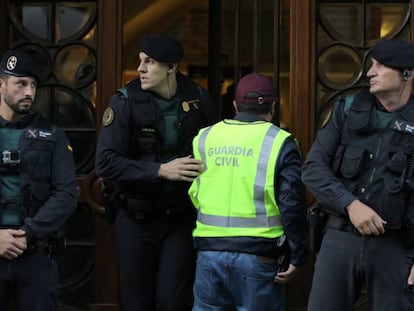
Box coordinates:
[327,214,403,236]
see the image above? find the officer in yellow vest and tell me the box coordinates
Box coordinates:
[189,72,308,311]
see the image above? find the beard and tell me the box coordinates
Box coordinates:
[4,93,32,115]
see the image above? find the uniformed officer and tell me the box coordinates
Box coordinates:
[95,34,217,311]
[189,72,308,311]
[0,49,77,311]
[302,39,414,310]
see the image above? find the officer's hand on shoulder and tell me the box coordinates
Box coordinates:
[158,155,204,182]
[0,229,27,260]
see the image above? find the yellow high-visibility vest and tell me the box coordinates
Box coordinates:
[189,119,291,238]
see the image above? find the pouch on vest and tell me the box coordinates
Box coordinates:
[340,146,366,178]
[347,92,374,134]
[380,152,410,228]
[134,129,161,161]
[385,152,407,193]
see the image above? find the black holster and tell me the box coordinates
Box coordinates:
[307,202,327,254]
[275,235,290,273]
[100,179,124,224]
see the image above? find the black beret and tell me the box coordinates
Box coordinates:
[139,34,184,63]
[372,39,414,71]
[0,50,39,81]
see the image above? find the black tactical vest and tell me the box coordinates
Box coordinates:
[117,73,209,214]
[122,73,207,162]
[0,115,54,227]
[336,91,414,228]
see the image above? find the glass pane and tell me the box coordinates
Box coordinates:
[318,45,362,89]
[367,4,410,43]
[55,44,96,88]
[67,132,96,174]
[32,86,51,119]
[56,2,96,42]
[10,4,50,42]
[319,4,363,45]
[55,87,95,128]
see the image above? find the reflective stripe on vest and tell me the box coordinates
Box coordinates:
[190,121,290,237]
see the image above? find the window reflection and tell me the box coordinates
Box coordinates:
[57,3,96,41]
[11,5,49,41]
[10,2,96,44]
[320,3,410,45]
[320,4,363,44]
[367,4,410,42]
[55,44,96,88]
[318,45,362,89]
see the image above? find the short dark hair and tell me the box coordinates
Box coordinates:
[0,72,9,81]
[236,101,273,115]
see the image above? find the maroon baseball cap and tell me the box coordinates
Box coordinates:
[235,72,278,104]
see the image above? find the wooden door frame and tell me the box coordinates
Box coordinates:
[90,0,123,310]
[289,0,315,156]
[92,0,317,310]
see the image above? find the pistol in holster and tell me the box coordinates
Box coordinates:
[100,179,124,224]
[276,235,290,273]
[45,231,66,264]
[307,202,327,255]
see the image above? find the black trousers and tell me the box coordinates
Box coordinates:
[115,208,196,311]
[0,251,58,311]
[308,228,414,311]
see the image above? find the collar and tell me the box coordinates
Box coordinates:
[234,112,267,122]
[0,112,35,128]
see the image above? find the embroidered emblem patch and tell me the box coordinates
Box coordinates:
[182,101,190,112]
[102,107,114,126]
[7,56,17,71]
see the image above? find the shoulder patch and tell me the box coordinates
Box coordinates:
[102,107,114,126]
[182,101,190,112]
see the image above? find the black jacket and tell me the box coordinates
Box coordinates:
[302,91,414,256]
[0,113,77,242]
[95,73,217,216]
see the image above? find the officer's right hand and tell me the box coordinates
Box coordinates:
[158,155,204,182]
[0,229,27,260]
[347,200,387,235]
[274,264,299,283]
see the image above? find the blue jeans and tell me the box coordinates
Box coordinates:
[192,251,285,311]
